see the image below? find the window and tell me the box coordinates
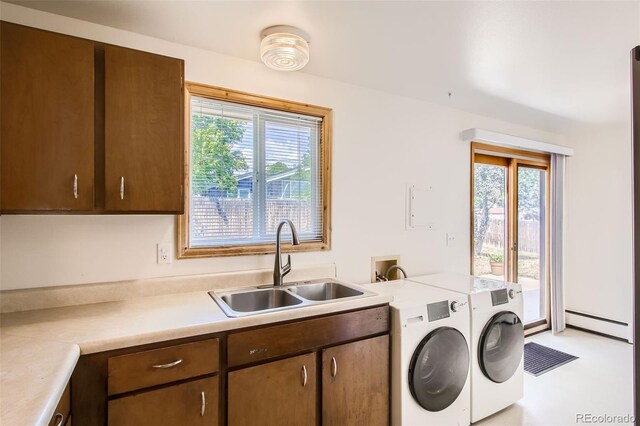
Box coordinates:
[471,143,550,333]
[178,83,332,257]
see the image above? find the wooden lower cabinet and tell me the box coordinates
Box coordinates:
[322,335,390,426]
[107,376,218,426]
[227,353,316,426]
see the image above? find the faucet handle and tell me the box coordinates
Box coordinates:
[281,255,292,276]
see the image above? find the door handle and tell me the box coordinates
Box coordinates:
[331,357,338,377]
[73,174,78,199]
[301,365,308,387]
[200,391,206,417]
[120,177,125,200]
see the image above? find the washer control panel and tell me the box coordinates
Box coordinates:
[490,288,509,306]
[426,300,450,322]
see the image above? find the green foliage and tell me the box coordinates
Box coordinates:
[517,168,542,220]
[191,115,247,196]
[266,161,289,176]
[488,252,504,263]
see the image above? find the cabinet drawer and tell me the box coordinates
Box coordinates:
[108,338,219,395]
[108,376,218,426]
[228,306,389,367]
[49,382,71,426]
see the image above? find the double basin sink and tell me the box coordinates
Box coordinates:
[210,280,374,317]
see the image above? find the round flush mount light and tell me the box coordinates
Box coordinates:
[260,25,310,72]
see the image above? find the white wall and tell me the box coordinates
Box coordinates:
[564,122,633,325]
[0,3,565,290]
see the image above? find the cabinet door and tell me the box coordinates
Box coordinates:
[322,335,389,426]
[1,22,94,212]
[228,352,316,426]
[104,45,183,213]
[108,375,218,426]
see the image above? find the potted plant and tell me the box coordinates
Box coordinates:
[488,253,504,276]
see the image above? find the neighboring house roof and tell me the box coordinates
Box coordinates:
[236,166,309,184]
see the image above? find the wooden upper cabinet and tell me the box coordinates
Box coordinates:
[322,335,390,426]
[104,45,184,213]
[1,22,94,212]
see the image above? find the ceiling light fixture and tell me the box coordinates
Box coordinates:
[260,25,310,72]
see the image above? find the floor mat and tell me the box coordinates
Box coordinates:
[524,342,578,376]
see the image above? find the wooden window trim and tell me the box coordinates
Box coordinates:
[470,142,551,333]
[177,82,332,258]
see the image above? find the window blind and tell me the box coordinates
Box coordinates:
[189,96,323,248]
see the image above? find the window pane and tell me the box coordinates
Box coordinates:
[189,96,255,247]
[263,117,321,241]
[473,163,508,279]
[188,96,323,248]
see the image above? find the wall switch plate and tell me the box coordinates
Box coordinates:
[157,243,171,264]
[446,233,457,247]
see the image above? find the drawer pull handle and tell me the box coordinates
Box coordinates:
[53,413,64,426]
[151,359,183,369]
[120,177,125,200]
[331,356,338,377]
[301,365,308,387]
[73,174,78,199]
[200,391,206,417]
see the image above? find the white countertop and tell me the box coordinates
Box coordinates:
[0,333,79,426]
[0,283,391,425]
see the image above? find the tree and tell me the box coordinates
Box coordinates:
[517,168,542,220]
[266,161,289,176]
[190,115,247,196]
[473,164,505,256]
[473,165,543,256]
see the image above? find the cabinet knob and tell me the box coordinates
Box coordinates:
[200,391,206,417]
[53,413,64,426]
[301,364,308,387]
[120,177,125,200]
[73,174,78,199]
[331,356,338,378]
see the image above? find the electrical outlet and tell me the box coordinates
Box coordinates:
[446,233,457,247]
[157,243,171,264]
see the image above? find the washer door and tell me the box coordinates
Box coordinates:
[408,327,469,412]
[478,311,524,383]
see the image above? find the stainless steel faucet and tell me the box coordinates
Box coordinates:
[273,219,300,286]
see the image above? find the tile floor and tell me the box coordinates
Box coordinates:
[478,328,633,425]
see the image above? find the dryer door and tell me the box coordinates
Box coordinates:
[408,327,469,412]
[478,311,524,383]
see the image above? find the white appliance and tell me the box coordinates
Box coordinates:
[371,280,471,426]
[409,273,524,423]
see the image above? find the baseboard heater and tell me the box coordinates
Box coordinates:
[565,310,630,342]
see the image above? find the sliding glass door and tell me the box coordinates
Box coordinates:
[517,165,548,326]
[472,144,550,330]
[472,157,509,280]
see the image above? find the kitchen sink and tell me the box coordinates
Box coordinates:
[210,280,375,318]
[214,288,302,316]
[287,282,364,301]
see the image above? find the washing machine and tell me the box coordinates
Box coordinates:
[408,273,524,423]
[370,280,471,425]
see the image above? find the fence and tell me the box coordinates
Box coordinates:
[484,217,540,254]
[190,196,314,244]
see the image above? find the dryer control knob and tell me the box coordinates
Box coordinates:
[508,289,515,299]
[450,301,459,312]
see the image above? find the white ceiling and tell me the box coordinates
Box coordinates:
[11,1,640,132]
